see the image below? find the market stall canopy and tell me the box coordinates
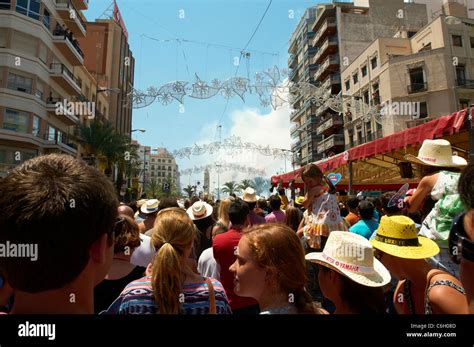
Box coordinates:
[272,110,468,191]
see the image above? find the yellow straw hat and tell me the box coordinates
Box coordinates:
[371,216,439,259]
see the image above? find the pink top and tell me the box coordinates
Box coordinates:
[265,210,286,223]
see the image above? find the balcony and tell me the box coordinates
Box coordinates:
[46,96,80,126]
[314,54,339,81]
[312,17,337,46]
[457,79,474,89]
[290,107,304,122]
[55,0,86,37]
[313,36,338,65]
[52,27,84,65]
[43,133,78,155]
[316,116,343,135]
[407,82,427,94]
[317,134,345,154]
[50,63,82,95]
[288,54,297,68]
[71,0,88,10]
[321,74,341,90]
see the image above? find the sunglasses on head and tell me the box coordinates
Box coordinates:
[448,213,474,264]
[112,217,126,238]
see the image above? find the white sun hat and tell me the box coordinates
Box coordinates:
[305,231,391,287]
[404,139,467,168]
[187,201,213,220]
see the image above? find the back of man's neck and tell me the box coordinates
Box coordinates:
[12,286,93,314]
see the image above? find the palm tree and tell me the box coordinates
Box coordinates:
[145,179,161,198]
[252,176,270,196]
[76,119,129,175]
[221,181,241,196]
[237,179,255,191]
[183,185,195,198]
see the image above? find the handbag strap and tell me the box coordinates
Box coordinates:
[206,278,216,314]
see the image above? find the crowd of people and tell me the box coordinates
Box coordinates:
[0,137,473,315]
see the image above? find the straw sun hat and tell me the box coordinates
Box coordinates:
[186,201,213,221]
[371,215,439,259]
[140,199,160,214]
[242,187,257,203]
[404,139,467,168]
[306,231,391,287]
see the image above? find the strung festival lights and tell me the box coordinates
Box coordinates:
[180,161,266,177]
[172,135,292,160]
[127,65,381,122]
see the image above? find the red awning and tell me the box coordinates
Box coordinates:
[272,110,467,186]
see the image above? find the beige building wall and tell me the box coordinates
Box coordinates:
[342,13,474,147]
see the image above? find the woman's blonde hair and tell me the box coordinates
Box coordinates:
[150,207,196,314]
[215,198,232,231]
[242,224,320,314]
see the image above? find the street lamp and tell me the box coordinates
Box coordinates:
[142,148,151,195]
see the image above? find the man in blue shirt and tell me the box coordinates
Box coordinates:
[349,200,379,240]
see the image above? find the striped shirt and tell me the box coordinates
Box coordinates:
[104,276,232,315]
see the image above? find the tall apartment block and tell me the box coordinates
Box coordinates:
[0,0,93,177]
[78,19,135,136]
[289,0,428,168]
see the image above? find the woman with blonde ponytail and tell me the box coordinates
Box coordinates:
[105,208,231,314]
[230,224,327,314]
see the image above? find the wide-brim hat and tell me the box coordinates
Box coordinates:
[187,201,213,220]
[295,196,305,205]
[404,139,467,168]
[371,215,439,259]
[306,231,391,287]
[242,187,257,203]
[140,199,160,214]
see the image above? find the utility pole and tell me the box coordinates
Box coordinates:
[217,125,222,200]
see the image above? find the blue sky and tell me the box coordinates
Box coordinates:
[85,0,325,192]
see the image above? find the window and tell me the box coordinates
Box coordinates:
[42,8,50,29]
[39,43,47,64]
[460,99,470,109]
[408,67,426,93]
[419,43,431,52]
[363,90,369,104]
[151,165,155,170]
[345,79,350,91]
[168,160,171,163]
[452,35,463,47]
[370,56,377,69]
[361,65,367,77]
[16,0,40,20]
[32,115,40,137]
[7,73,32,94]
[0,29,6,48]
[419,102,428,118]
[353,72,358,84]
[35,80,44,100]
[151,158,155,162]
[0,0,10,10]
[471,37,474,49]
[12,31,36,56]
[4,109,29,133]
[456,65,466,85]
[407,31,417,38]
[46,125,56,141]
[372,82,380,105]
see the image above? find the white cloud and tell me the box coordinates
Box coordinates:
[177,102,292,196]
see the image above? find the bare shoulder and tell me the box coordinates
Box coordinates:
[428,274,468,314]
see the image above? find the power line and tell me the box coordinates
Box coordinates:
[242,0,273,52]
